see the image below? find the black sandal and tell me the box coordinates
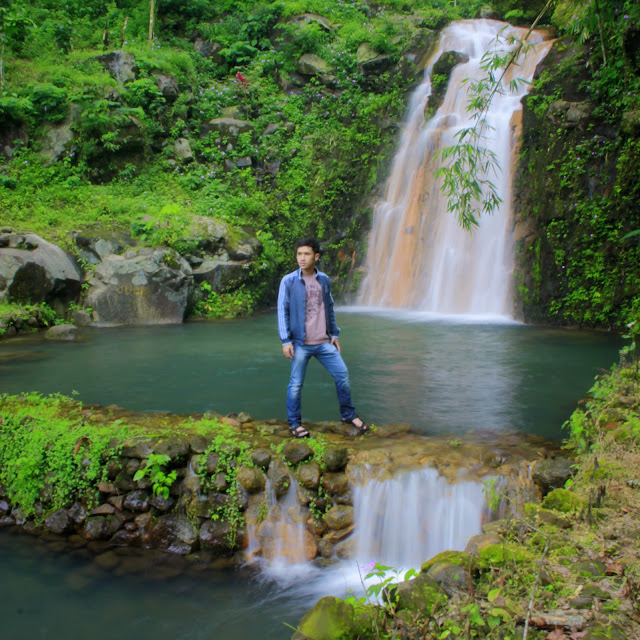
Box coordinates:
[289,425,310,439]
[341,416,368,433]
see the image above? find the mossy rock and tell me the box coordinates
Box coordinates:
[393,573,446,613]
[476,543,535,570]
[583,623,627,640]
[292,596,356,640]
[524,503,572,529]
[352,602,385,636]
[420,550,471,573]
[571,559,607,578]
[542,488,586,513]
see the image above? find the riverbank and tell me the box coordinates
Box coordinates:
[294,360,640,639]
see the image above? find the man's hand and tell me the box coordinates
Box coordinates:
[331,336,341,354]
[282,343,294,359]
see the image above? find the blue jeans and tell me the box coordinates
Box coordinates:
[286,342,356,428]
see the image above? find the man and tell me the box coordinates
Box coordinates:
[277,238,367,438]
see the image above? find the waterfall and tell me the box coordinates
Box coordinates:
[358,20,553,316]
[352,467,489,568]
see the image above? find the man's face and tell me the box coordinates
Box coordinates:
[296,246,319,271]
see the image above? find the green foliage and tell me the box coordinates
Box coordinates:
[0,393,134,518]
[133,453,176,499]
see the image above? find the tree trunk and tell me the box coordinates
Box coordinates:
[148,0,156,47]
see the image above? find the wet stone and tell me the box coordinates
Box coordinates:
[110,529,141,547]
[206,452,220,474]
[325,505,354,530]
[189,434,211,454]
[252,448,272,470]
[268,459,292,498]
[298,461,321,490]
[154,438,189,461]
[149,494,175,512]
[281,441,313,465]
[317,539,334,558]
[212,472,229,492]
[107,495,125,511]
[200,519,232,554]
[0,515,16,527]
[91,503,116,516]
[324,447,349,472]
[236,466,266,493]
[0,500,9,516]
[120,438,156,459]
[123,490,149,512]
[321,472,349,496]
[83,517,114,540]
[125,458,141,476]
[44,508,72,535]
[182,475,201,495]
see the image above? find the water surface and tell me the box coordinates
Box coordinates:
[0,310,622,440]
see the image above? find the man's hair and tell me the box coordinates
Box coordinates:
[296,237,321,255]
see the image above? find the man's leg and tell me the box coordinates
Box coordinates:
[286,344,312,428]
[315,342,356,421]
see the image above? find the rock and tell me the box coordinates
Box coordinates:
[148,494,175,512]
[183,215,262,260]
[334,536,355,559]
[293,596,356,640]
[40,116,75,163]
[85,247,192,326]
[621,110,640,136]
[298,461,321,490]
[582,623,626,639]
[154,438,189,461]
[155,74,179,102]
[206,451,220,474]
[110,529,141,547]
[262,123,280,136]
[477,5,500,19]
[149,513,198,554]
[425,561,472,596]
[67,502,87,526]
[542,488,586,513]
[289,14,333,32]
[324,447,349,472]
[529,610,587,630]
[44,508,73,534]
[72,231,134,266]
[174,138,193,162]
[91,503,116,516]
[297,53,332,76]
[464,533,503,556]
[73,309,92,327]
[193,38,224,64]
[268,458,292,498]
[0,233,82,309]
[189,434,211,454]
[120,438,156,459]
[258,521,317,561]
[199,117,254,139]
[192,259,248,293]
[181,475,201,494]
[281,441,313,465]
[317,539,334,558]
[394,572,445,612]
[235,156,252,169]
[83,516,115,541]
[236,466,265,493]
[532,457,575,495]
[547,100,592,125]
[571,560,606,577]
[325,505,354,530]
[44,324,79,341]
[361,54,393,75]
[123,490,149,512]
[199,519,233,554]
[356,42,379,64]
[251,448,271,470]
[92,50,138,84]
[321,472,349,496]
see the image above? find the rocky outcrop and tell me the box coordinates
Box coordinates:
[92,50,138,84]
[0,232,82,311]
[199,118,254,139]
[85,247,192,326]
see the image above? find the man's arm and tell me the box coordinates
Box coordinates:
[277,276,294,358]
[325,281,340,341]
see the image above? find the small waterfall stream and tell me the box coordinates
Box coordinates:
[358,20,553,316]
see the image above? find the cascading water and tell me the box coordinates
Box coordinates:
[352,467,490,569]
[358,20,553,317]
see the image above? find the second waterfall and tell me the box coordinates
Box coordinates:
[358,20,552,317]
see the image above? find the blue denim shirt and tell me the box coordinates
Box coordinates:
[277,268,340,346]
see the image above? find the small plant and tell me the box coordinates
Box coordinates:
[133,453,177,499]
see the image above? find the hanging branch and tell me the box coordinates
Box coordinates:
[435,0,555,231]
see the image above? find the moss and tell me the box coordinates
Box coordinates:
[420,550,471,573]
[293,596,356,640]
[542,488,587,514]
[476,543,535,569]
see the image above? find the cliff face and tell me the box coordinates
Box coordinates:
[513,38,640,329]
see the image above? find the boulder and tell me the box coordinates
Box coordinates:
[289,14,334,32]
[293,596,356,640]
[325,505,354,530]
[92,50,138,84]
[149,513,198,554]
[183,215,262,260]
[356,43,379,64]
[40,115,75,163]
[532,457,575,495]
[72,231,135,266]
[174,138,193,162]
[123,490,149,512]
[154,438,189,461]
[236,466,266,493]
[268,458,292,498]
[298,461,321,490]
[297,54,332,75]
[199,118,254,139]
[85,247,192,326]
[251,448,271,470]
[425,561,472,596]
[45,324,79,341]
[0,233,82,310]
[44,508,73,535]
[394,572,445,612]
[192,259,247,293]
[199,518,233,553]
[321,472,349,496]
[324,447,349,472]
[360,54,393,75]
[193,39,224,65]
[432,50,469,77]
[155,74,179,102]
[281,441,313,465]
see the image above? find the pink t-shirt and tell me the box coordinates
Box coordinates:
[302,273,328,345]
